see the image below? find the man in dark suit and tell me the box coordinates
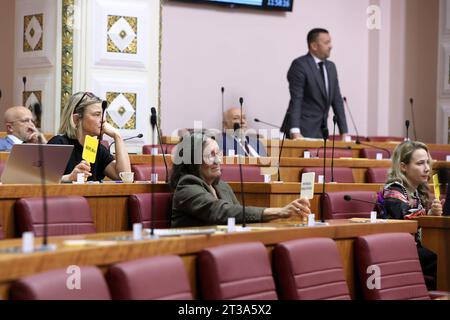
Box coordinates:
[282,28,349,140]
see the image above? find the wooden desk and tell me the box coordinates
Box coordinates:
[417,216,450,291]
[0,183,170,238]
[0,219,417,299]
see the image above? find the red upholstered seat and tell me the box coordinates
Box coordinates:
[301,167,354,183]
[198,242,278,300]
[106,255,193,300]
[220,165,264,182]
[14,196,96,237]
[322,191,377,219]
[142,144,176,155]
[304,148,353,158]
[131,164,170,181]
[429,150,450,161]
[354,233,431,300]
[360,148,392,159]
[367,136,404,142]
[10,266,111,300]
[273,238,351,300]
[365,167,389,183]
[128,193,172,228]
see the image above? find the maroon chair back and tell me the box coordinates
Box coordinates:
[220,165,264,182]
[142,144,176,155]
[322,191,376,220]
[360,148,392,159]
[128,193,172,228]
[365,167,389,183]
[10,266,111,300]
[329,135,368,142]
[429,150,450,161]
[354,232,430,300]
[304,148,353,158]
[198,242,278,300]
[367,136,404,142]
[273,238,351,300]
[14,196,96,237]
[106,255,193,300]
[301,167,354,183]
[131,164,170,181]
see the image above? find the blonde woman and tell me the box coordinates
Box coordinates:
[48,92,130,182]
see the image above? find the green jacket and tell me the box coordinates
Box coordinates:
[171,174,265,227]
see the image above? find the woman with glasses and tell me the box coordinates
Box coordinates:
[48,92,131,182]
[170,133,311,227]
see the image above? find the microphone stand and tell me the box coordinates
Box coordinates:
[331,116,337,183]
[409,98,417,140]
[277,112,289,182]
[320,127,329,223]
[93,101,107,182]
[343,97,360,144]
[405,120,410,141]
[149,110,158,238]
[221,87,225,132]
[153,109,169,183]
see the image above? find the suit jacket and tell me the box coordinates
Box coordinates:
[0,136,15,151]
[215,132,267,157]
[282,53,348,138]
[171,174,265,227]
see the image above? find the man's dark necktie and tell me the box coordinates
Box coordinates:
[318,61,327,94]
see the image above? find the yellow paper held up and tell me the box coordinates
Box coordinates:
[82,135,99,163]
[433,174,440,200]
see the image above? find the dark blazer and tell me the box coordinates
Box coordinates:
[171,174,265,227]
[215,132,267,157]
[282,53,348,138]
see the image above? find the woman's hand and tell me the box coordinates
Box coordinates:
[429,198,443,216]
[67,160,91,182]
[101,121,120,140]
[262,197,311,222]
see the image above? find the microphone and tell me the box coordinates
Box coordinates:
[331,116,337,183]
[221,87,225,132]
[234,122,247,228]
[149,107,157,238]
[150,107,169,183]
[319,127,329,223]
[22,76,27,93]
[357,141,392,159]
[239,97,244,130]
[405,120,410,141]
[108,133,143,151]
[343,194,384,213]
[254,118,280,129]
[343,97,361,144]
[409,98,417,140]
[277,112,289,181]
[33,102,42,128]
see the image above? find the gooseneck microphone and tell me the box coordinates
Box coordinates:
[343,97,360,144]
[409,98,417,141]
[239,97,244,130]
[151,107,169,183]
[357,141,392,159]
[93,101,108,182]
[343,194,384,212]
[254,118,280,129]
[331,116,337,182]
[221,87,225,132]
[277,112,289,182]
[234,123,247,228]
[149,108,157,237]
[405,120,410,141]
[108,133,143,151]
[320,127,329,223]
[22,76,27,94]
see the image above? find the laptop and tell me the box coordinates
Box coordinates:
[1,144,74,184]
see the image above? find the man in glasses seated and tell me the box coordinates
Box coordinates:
[0,106,46,151]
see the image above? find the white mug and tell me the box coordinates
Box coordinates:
[303,151,311,159]
[263,174,271,183]
[151,173,159,183]
[151,147,159,155]
[318,175,324,184]
[370,211,377,223]
[119,172,135,183]
[376,153,383,160]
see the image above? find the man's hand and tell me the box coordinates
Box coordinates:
[291,132,303,140]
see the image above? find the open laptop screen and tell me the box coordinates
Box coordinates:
[1,144,74,184]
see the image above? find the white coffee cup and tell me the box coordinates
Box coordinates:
[133,223,143,240]
[227,217,236,233]
[318,175,324,184]
[344,135,352,142]
[376,153,383,160]
[370,211,377,223]
[76,172,85,184]
[119,172,135,183]
[151,147,159,155]
[308,214,315,226]
[263,174,271,183]
[22,231,34,253]
[151,173,159,183]
[303,151,311,159]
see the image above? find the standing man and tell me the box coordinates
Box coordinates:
[0,106,46,151]
[282,28,349,140]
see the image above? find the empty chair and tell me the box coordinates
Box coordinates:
[131,164,170,182]
[354,232,431,300]
[303,148,353,158]
[142,144,176,155]
[367,136,404,142]
[301,167,354,183]
[273,238,351,300]
[322,191,376,219]
[128,193,172,228]
[360,148,392,159]
[365,167,389,183]
[106,255,193,300]
[15,196,96,237]
[198,242,277,300]
[10,266,111,300]
[220,165,265,182]
[429,150,450,161]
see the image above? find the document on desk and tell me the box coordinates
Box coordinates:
[300,172,315,199]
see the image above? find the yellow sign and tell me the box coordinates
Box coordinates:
[82,135,99,163]
[433,174,440,200]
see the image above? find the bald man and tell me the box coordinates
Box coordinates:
[0,106,46,151]
[217,107,267,157]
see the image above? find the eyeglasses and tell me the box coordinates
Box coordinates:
[10,118,35,125]
[203,150,223,164]
[73,92,96,114]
